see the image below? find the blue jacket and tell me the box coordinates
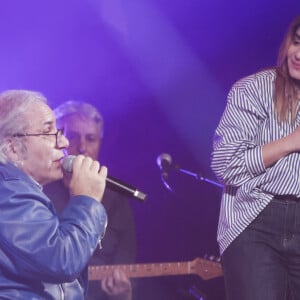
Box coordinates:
[0,163,107,299]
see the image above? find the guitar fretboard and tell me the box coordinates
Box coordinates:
[88,258,223,281]
[89,261,191,280]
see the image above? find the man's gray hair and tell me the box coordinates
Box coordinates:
[54,100,104,138]
[0,90,47,163]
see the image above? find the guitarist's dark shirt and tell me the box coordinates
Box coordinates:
[44,179,136,300]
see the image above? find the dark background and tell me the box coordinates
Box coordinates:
[1,1,299,298]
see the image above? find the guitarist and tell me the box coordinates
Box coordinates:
[45,101,136,300]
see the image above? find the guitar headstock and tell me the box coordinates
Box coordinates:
[190,257,223,280]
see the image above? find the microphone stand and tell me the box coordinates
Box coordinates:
[161,164,223,193]
[175,165,223,188]
[161,174,175,193]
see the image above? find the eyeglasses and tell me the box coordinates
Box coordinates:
[13,128,64,147]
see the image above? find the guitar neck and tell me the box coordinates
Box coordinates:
[88,258,222,281]
[89,261,192,280]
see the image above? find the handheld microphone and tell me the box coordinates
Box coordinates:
[62,155,147,201]
[156,153,172,179]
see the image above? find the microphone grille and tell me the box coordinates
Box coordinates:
[62,155,76,172]
[156,153,172,167]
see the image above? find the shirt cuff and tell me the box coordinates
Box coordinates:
[245,146,266,176]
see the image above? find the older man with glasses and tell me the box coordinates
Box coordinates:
[0,89,108,299]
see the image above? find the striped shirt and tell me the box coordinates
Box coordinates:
[211,69,300,254]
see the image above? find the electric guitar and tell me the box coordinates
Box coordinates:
[88,257,222,281]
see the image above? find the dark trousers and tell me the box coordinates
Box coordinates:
[222,197,300,300]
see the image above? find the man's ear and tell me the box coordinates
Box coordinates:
[3,137,21,161]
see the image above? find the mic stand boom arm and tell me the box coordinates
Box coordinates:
[174,166,223,189]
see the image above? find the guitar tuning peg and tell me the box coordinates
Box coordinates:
[203,254,215,260]
[203,254,221,262]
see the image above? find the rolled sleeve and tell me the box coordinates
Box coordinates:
[245,146,266,176]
